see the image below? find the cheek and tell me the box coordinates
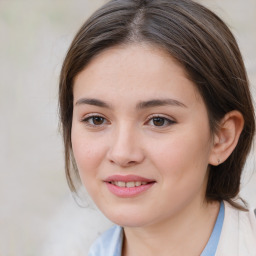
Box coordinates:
[71,129,105,181]
[149,128,211,182]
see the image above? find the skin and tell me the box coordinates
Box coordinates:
[71,44,233,255]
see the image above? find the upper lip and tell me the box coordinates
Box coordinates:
[104,175,155,183]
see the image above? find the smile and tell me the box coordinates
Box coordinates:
[104,175,156,197]
[109,181,149,188]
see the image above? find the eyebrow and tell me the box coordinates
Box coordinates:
[75,98,187,109]
[136,99,187,109]
[75,98,112,108]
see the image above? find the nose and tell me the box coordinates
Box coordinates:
[107,124,145,167]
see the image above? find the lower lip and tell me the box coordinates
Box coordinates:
[105,182,155,198]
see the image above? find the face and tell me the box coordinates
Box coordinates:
[71,44,215,228]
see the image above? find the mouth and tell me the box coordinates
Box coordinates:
[104,175,156,197]
[108,181,154,188]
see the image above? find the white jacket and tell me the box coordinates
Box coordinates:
[216,201,256,255]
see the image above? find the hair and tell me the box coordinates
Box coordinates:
[59,0,255,209]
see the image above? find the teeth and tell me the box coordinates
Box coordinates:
[116,181,125,187]
[126,181,135,188]
[135,181,142,186]
[112,181,149,187]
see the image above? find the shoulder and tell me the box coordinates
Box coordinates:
[224,201,256,232]
[88,225,123,256]
[216,201,256,256]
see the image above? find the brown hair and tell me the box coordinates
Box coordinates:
[59,0,255,209]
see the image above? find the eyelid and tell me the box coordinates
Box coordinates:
[80,113,105,121]
[145,114,176,126]
[81,113,110,127]
[146,113,176,121]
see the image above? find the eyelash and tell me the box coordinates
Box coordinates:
[81,114,108,127]
[145,115,176,127]
[81,114,176,128]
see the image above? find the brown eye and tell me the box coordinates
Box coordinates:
[147,116,176,128]
[152,117,165,126]
[82,115,107,126]
[92,116,105,125]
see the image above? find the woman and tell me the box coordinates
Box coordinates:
[59,0,256,255]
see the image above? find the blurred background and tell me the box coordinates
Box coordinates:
[0,0,255,255]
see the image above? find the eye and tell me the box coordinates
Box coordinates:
[147,116,175,127]
[82,115,108,126]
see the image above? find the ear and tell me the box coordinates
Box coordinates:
[209,110,244,166]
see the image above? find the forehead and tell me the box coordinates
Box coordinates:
[73,43,203,106]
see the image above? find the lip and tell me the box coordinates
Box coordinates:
[104,175,156,198]
[104,175,155,183]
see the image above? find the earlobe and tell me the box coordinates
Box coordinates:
[209,110,244,166]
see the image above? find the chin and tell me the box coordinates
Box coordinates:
[112,218,149,228]
[101,207,151,228]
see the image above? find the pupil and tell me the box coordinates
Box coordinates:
[153,117,164,126]
[93,117,104,125]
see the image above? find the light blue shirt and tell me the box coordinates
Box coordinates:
[89,201,224,256]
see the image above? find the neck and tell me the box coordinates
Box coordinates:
[122,200,220,256]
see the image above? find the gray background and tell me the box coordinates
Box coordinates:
[0,0,255,255]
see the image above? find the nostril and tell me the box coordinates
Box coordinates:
[127,161,137,166]
[109,159,137,167]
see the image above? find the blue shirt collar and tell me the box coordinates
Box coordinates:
[89,201,224,256]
